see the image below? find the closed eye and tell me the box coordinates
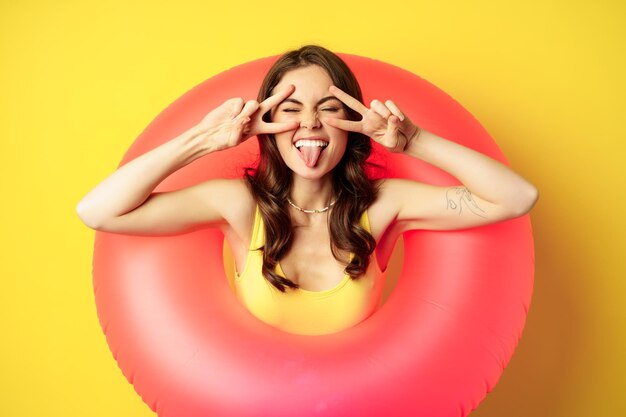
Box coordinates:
[283,107,339,113]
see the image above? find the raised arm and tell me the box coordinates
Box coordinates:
[76,85,299,235]
[325,85,539,231]
[382,129,538,230]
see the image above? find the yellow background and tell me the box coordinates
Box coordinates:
[1,0,624,416]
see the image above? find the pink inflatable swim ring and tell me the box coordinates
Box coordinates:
[92,53,535,417]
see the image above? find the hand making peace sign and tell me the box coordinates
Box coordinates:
[194,85,299,152]
[324,85,421,153]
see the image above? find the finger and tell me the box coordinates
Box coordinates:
[370,99,392,119]
[259,84,296,113]
[228,97,245,118]
[261,121,300,134]
[324,116,362,133]
[385,100,405,121]
[237,100,260,119]
[386,116,406,152]
[387,115,401,134]
[231,116,251,142]
[328,85,369,115]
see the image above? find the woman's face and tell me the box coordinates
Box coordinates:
[270,65,349,180]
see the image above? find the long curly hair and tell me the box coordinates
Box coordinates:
[244,45,381,292]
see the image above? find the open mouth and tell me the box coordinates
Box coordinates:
[294,139,329,168]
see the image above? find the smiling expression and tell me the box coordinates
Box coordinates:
[270,65,349,180]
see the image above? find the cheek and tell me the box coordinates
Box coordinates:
[272,110,299,123]
[337,140,349,156]
[274,134,295,157]
[320,120,348,141]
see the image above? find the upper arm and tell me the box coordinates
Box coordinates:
[379,179,535,232]
[93,178,253,235]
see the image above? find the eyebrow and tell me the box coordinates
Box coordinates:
[280,96,341,106]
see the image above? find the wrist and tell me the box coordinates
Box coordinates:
[403,125,422,154]
[173,127,218,166]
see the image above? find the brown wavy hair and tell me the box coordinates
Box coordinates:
[244,45,381,292]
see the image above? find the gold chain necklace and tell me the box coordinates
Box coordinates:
[287,198,336,214]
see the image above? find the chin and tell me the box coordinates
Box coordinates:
[287,162,335,181]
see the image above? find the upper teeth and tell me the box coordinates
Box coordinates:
[294,139,328,149]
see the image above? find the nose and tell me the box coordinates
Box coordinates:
[299,111,321,129]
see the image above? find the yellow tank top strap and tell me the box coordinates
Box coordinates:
[361,208,371,234]
[249,204,264,250]
[233,205,263,282]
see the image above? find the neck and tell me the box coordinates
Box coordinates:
[289,175,335,213]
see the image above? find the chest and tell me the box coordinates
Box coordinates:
[278,223,351,292]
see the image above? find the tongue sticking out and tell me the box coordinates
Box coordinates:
[297,146,323,168]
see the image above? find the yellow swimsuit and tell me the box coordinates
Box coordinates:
[232,205,387,336]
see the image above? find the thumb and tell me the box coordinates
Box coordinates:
[386,115,401,135]
[229,97,245,118]
[386,115,406,153]
[231,116,251,143]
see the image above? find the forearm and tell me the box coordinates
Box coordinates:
[404,129,538,213]
[76,126,215,228]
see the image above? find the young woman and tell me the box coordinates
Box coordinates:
[77,45,538,335]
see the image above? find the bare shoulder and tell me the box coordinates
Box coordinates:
[367,178,440,238]
[195,177,256,233]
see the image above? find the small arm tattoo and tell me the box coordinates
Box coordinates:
[446,187,487,218]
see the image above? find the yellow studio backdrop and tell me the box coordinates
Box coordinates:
[1,0,624,416]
